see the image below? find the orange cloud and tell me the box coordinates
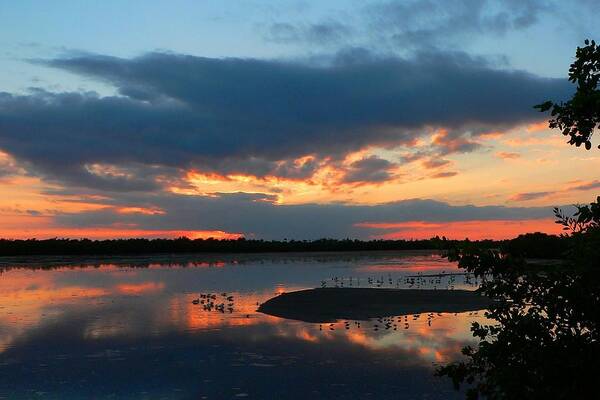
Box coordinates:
[0,225,242,240]
[495,151,520,159]
[431,129,480,153]
[509,191,553,201]
[526,121,549,132]
[421,158,451,169]
[502,135,564,147]
[430,171,458,179]
[356,221,442,230]
[566,180,600,192]
[179,150,405,204]
[509,179,600,203]
[478,131,504,139]
[116,206,166,215]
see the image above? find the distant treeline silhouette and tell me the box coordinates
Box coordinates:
[0,233,569,258]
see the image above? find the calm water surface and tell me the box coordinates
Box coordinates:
[0,251,485,399]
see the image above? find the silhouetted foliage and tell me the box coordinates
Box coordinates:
[536,39,600,149]
[554,196,600,268]
[438,41,600,398]
[502,232,568,259]
[436,200,600,399]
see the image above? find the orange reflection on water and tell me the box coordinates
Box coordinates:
[0,271,111,305]
[271,311,484,365]
[116,282,165,295]
[0,262,486,369]
[0,270,112,352]
[346,330,370,346]
[295,327,319,343]
[168,290,293,331]
[358,254,454,273]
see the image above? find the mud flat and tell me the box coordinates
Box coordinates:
[258,287,493,323]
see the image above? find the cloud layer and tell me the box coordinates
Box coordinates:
[54,192,557,239]
[264,0,553,51]
[0,50,571,192]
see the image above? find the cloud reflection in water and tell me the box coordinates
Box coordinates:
[0,252,483,399]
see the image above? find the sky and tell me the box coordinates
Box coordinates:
[0,0,599,240]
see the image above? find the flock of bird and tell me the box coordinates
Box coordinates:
[188,272,483,332]
[191,292,236,313]
[188,288,481,334]
[320,271,480,290]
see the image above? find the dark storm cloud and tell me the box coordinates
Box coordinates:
[341,156,397,184]
[54,192,556,239]
[265,0,550,50]
[367,0,549,48]
[265,21,353,45]
[0,50,570,191]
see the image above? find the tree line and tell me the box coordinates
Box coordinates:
[0,232,570,258]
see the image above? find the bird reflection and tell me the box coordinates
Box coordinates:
[303,310,474,337]
[308,315,392,334]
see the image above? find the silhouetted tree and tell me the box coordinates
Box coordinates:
[536,39,600,149]
[554,196,600,267]
[503,231,568,259]
[436,200,600,399]
[437,40,600,399]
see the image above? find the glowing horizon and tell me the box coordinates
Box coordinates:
[0,2,598,240]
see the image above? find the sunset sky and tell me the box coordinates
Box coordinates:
[0,0,599,240]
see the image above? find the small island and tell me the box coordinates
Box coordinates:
[258,287,493,323]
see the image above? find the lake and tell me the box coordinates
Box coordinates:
[0,251,485,399]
